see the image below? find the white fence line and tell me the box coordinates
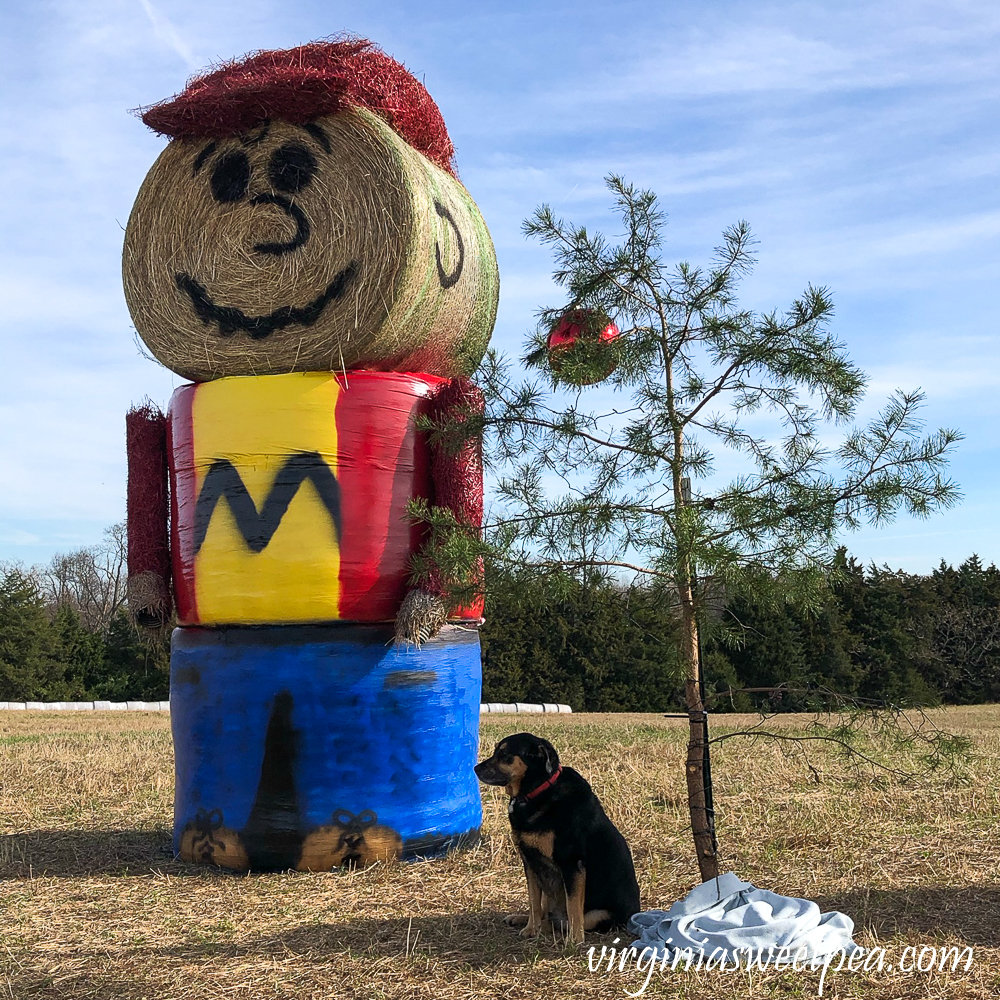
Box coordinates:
[0,701,572,714]
[480,703,572,714]
[0,701,170,712]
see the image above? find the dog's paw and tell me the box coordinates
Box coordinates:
[504,912,529,928]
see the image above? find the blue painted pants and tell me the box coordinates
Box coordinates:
[169,624,483,870]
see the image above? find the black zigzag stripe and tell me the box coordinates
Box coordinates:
[194,452,342,555]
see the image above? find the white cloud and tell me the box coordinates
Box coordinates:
[580,2,1000,104]
[137,0,201,70]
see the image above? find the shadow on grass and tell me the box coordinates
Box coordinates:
[3,917,583,1000]
[139,911,593,969]
[130,892,1000,970]
[0,828,208,879]
[1,974,145,1000]
[815,887,1000,948]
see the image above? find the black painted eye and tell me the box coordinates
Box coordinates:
[268,143,317,194]
[210,151,250,203]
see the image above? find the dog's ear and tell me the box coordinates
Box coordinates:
[537,740,559,775]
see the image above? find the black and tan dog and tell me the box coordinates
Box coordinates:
[475,732,640,944]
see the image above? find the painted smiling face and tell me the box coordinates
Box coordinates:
[123,107,499,382]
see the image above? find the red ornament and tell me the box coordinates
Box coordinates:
[547,311,619,350]
[546,309,620,385]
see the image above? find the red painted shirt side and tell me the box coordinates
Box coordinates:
[167,384,199,624]
[334,370,443,620]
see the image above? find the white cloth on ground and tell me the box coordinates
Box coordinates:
[628,872,863,965]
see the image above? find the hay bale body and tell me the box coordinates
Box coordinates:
[123,108,498,382]
[170,623,483,871]
[166,370,486,626]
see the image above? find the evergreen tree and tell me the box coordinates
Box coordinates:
[0,566,66,700]
[482,571,682,711]
[98,610,170,701]
[710,591,814,710]
[469,176,962,881]
[0,557,170,703]
[833,558,941,706]
[50,604,105,699]
[923,556,1000,702]
[788,588,858,698]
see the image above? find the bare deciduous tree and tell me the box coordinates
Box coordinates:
[41,522,128,634]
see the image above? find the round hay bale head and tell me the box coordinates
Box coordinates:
[123,108,498,382]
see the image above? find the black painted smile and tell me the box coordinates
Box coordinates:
[175,260,358,341]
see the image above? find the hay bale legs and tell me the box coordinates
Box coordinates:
[169,623,482,872]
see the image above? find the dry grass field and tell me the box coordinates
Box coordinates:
[1,706,998,999]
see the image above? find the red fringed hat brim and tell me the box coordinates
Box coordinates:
[137,36,456,176]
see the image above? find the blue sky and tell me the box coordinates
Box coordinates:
[1,0,998,574]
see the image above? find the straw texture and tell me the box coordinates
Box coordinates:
[123,108,498,382]
[394,588,448,646]
[125,404,172,628]
[138,36,457,176]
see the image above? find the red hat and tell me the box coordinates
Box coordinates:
[137,36,456,176]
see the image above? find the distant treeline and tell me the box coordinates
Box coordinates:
[480,551,1000,712]
[3,532,999,711]
[0,525,169,702]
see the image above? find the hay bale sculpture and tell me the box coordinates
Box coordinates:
[123,39,499,871]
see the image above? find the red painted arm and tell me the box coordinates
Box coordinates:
[126,404,172,628]
[429,377,484,528]
[426,377,484,618]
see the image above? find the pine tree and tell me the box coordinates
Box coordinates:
[0,566,65,700]
[475,176,962,881]
[50,604,105,699]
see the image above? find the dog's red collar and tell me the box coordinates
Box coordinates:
[524,766,562,801]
